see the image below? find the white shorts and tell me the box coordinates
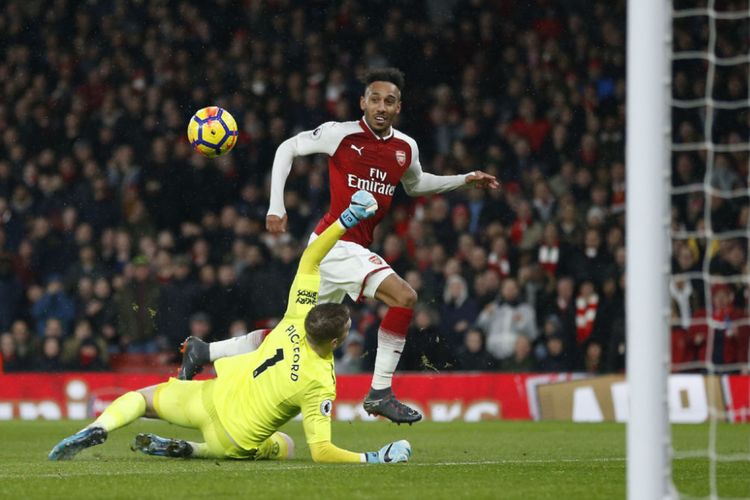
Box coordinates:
[308,233,395,304]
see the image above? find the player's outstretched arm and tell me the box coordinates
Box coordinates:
[297,190,378,274]
[400,141,500,196]
[267,122,344,233]
[309,440,412,464]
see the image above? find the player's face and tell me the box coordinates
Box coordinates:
[360,81,401,137]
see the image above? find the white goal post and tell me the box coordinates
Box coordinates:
[626,0,673,499]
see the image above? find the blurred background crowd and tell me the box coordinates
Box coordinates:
[0,0,748,374]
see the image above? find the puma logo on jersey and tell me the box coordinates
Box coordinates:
[350,144,364,156]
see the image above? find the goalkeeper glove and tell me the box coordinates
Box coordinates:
[339,190,378,229]
[364,440,411,464]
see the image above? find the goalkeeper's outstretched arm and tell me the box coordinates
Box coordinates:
[309,440,412,464]
[297,189,379,275]
[281,190,378,321]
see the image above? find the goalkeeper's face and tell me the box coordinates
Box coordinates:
[361,81,401,137]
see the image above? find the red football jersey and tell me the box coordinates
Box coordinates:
[314,119,415,247]
[268,119,468,248]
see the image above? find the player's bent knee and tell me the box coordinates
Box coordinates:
[136,385,159,417]
[398,286,418,308]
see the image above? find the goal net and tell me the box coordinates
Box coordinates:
[629,0,750,498]
[669,0,750,498]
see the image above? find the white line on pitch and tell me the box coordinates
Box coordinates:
[0,456,628,478]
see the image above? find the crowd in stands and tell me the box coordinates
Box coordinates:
[0,0,748,374]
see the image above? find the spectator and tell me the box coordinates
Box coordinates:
[473,269,502,309]
[537,333,573,372]
[336,331,365,375]
[157,255,201,346]
[509,97,550,152]
[226,319,250,340]
[591,275,624,356]
[86,277,118,348]
[1,332,25,372]
[440,274,479,341]
[487,236,515,280]
[671,242,702,312]
[532,181,557,223]
[62,319,108,368]
[688,285,750,368]
[74,277,95,320]
[29,218,69,278]
[13,240,37,287]
[455,327,496,371]
[0,253,22,332]
[556,200,585,247]
[539,276,578,350]
[35,336,64,372]
[427,196,457,253]
[10,320,36,367]
[64,245,107,293]
[188,312,213,342]
[381,234,411,278]
[476,278,538,362]
[509,200,543,251]
[400,306,451,371]
[671,301,691,368]
[68,339,109,372]
[501,336,535,372]
[43,317,65,337]
[583,341,604,374]
[569,228,616,286]
[465,246,489,288]
[115,256,161,353]
[238,244,288,324]
[198,264,242,340]
[709,239,745,277]
[537,223,563,279]
[30,275,76,337]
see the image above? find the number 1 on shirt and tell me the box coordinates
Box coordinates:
[253,348,284,378]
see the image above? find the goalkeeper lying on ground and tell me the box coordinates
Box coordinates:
[49,190,411,464]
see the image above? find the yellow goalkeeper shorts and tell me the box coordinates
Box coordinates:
[152,377,253,459]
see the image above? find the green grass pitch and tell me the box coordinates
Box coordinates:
[0,420,747,499]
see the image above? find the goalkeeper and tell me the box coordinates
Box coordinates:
[49,190,411,464]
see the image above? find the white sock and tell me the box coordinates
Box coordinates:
[371,330,406,390]
[209,330,266,361]
[188,441,209,458]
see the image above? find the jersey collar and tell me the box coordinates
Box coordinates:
[359,117,393,141]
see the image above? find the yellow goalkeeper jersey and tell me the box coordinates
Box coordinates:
[212,264,337,450]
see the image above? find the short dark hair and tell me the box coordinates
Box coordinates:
[362,67,405,93]
[305,303,350,345]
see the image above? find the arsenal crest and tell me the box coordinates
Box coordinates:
[395,150,406,166]
[369,255,383,265]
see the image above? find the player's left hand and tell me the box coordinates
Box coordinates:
[365,440,412,464]
[465,171,500,190]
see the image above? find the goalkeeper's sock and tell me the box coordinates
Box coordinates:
[371,307,413,390]
[209,330,265,361]
[187,441,210,458]
[91,391,146,432]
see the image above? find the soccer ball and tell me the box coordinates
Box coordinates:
[187,106,238,158]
